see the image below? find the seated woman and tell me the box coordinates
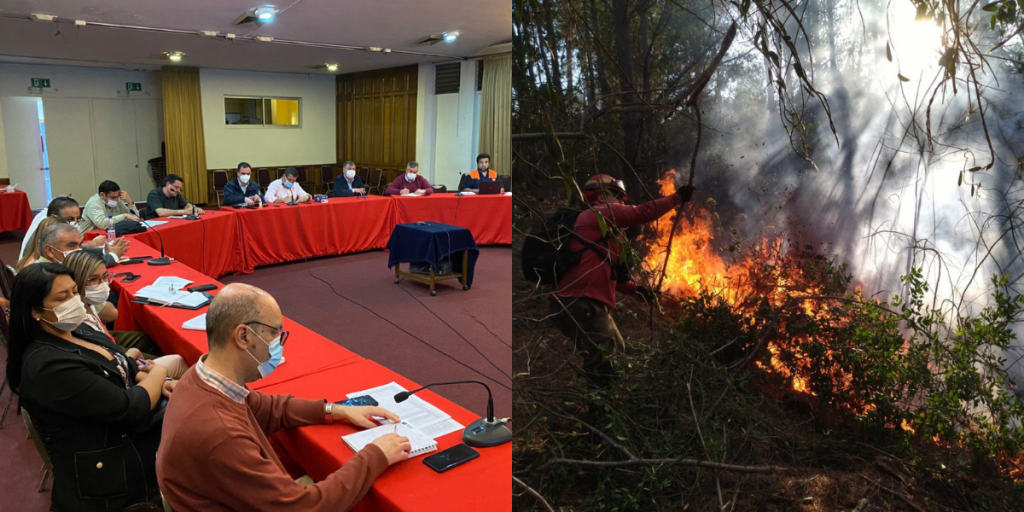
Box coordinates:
[7,263,174,511]
[16,216,65,271]
[63,250,188,379]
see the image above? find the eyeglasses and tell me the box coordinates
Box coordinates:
[86,273,112,286]
[245,321,289,346]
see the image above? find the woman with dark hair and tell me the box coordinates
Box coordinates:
[7,263,172,511]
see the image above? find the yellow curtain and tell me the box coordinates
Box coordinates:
[161,66,208,203]
[479,53,511,178]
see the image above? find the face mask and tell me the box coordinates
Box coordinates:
[84,282,110,306]
[283,180,294,189]
[105,199,118,208]
[239,174,251,185]
[246,327,284,378]
[345,170,356,179]
[69,221,79,229]
[41,295,87,332]
[405,172,416,182]
[49,246,81,262]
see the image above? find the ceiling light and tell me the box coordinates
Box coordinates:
[165,51,184,62]
[255,36,274,42]
[255,6,276,22]
[30,13,57,22]
[326,64,338,72]
[443,31,459,43]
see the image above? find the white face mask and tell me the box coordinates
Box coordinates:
[69,221,79,229]
[41,295,88,332]
[239,174,251,185]
[345,170,356,179]
[105,199,118,208]
[405,172,417,182]
[84,282,110,306]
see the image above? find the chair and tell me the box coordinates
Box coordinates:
[499,174,511,192]
[276,168,287,179]
[0,256,13,300]
[320,166,334,195]
[212,170,229,206]
[432,184,447,194]
[457,174,469,192]
[257,168,272,192]
[21,408,53,492]
[0,302,14,430]
[367,169,383,195]
[358,167,370,185]
[294,167,314,191]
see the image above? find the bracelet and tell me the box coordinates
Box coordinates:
[324,402,334,423]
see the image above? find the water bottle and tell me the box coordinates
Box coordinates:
[106,216,116,243]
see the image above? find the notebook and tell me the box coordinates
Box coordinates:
[342,421,437,458]
[182,313,206,331]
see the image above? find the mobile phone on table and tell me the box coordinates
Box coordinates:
[123,275,141,283]
[423,444,479,473]
[335,395,379,407]
[187,284,217,293]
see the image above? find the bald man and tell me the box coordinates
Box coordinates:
[157,284,411,511]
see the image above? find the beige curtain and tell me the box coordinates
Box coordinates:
[479,53,511,178]
[161,66,208,203]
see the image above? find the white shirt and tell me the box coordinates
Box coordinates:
[264,179,309,203]
[21,209,49,258]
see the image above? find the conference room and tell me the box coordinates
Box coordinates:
[0,1,511,510]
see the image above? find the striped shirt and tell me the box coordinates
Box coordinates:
[195,354,250,404]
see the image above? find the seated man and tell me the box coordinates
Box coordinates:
[333,161,366,197]
[146,174,204,218]
[462,153,501,192]
[21,196,82,258]
[36,221,127,268]
[265,167,312,203]
[157,283,411,510]
[80,180,142,233]
[223,162,264,206]
[384,161,433,196]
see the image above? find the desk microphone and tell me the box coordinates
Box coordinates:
[144,220,171,266]
[394,380,511,448]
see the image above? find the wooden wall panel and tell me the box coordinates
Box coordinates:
[336,66,417,172]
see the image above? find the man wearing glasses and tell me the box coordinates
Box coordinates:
[158,283,412,511]
[145,173,204,219]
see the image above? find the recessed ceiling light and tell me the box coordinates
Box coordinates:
[326,64,338,72]
[443,31,459,43]
[165,51,184,62]
[255,6,276,22]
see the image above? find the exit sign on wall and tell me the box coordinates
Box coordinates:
[31,78,50,88]
[126,82,142,92]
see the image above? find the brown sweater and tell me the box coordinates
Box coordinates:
[156,367,389,511]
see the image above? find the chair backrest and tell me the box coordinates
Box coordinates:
[369,169,382,186]
[499,174,511,192]
[257,168,272,187]
[457,174,469,191]
[0,257,13,300]
[431,184,447,194]
[295,167,307,182]
[358,168,370,184]
[276,168,286,179]
[212,170,229,189]
[320,166,332,182]
[21,408,54,471]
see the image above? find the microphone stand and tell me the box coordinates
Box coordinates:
[395,380,511,448]
[144,218,171,266]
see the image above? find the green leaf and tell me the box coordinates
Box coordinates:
[595,212,609,237]
[767,51,780,68]
[886,42,892,62]
[991,15,998,30]
[971,183,976,196]
[982,2,1000,12]
[968,166,982,172]
[898,73,910,82]
[958,171,963,186]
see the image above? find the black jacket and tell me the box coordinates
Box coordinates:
[18,327,163,511]
[333,175,365,197]
[222,178,264,205]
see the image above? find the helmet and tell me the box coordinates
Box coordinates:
[583,174,628,203]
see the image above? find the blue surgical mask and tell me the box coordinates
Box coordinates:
[246,327,284,378]
[283,180,294,189]
[405,172,416,182]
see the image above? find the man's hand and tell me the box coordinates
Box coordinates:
[413,189,426,196]
[334,405,399,428]
[124,213,140,222]
[676,185,696,203]
[353,188,366,195]
[120,191,133,204]
[244,196,255,206]
[371,433,411,465]
[400,189,410,196]
[162,379,177,398]
[300,195,312,203]
[108,238,129,258]
[192,205,204,215]
[86,235,106,248]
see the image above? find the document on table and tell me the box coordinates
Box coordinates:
[342,421,437,458]
[182,313,206,331]
[346,381,463,439]
[141,220,168,227]
[135,286,208,308]
[153,276,194,289]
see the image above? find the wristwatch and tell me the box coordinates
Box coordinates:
[324,402,334,423]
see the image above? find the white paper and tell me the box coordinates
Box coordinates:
[135,285,191,303]
[504,192,512,196]
[347,381,451,430]
[153,276,194,290]
[341,421,437,457]
[140,220,168,227]
[417,418,464,439]
[166,215,188,219]
[182,313,207,331]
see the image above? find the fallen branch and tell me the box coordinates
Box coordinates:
[513,476,556,512]
[532,457,781,473]
[512,132,588,141]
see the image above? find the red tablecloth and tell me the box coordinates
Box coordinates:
[85,210,247,278]
[0,190,33,234]
[258,361,512,512]
[235,196,396,270]
[392,194,512,245]
[111,241,363,373]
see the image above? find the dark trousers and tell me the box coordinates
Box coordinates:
[550,296,625,388]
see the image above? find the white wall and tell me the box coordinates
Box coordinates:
[200,69,335,169]
[0,101,8,180]
[415,60,482,189]
[0,63,161,99]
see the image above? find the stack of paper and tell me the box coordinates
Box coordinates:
[182,313,206,331]
[346,382,464,439]
[136,284,208,309]
[153,276,193,289]
[342,421,438,458]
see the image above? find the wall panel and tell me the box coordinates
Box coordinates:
[336,66,417,172]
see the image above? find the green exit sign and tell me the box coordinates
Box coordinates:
[31,78,50,88]
[126,82,142,92]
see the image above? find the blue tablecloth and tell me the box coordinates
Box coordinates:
[386,222,479,287]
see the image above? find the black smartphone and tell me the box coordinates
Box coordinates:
[122,274,141,283]
[423,444,479,473]
[335,395,379,407]
[111,272,134,278]
[187,284,218,293]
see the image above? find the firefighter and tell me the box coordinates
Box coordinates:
[550,174,694,387]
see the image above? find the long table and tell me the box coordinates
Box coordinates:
[108,240,510,511]
[88,194,509,279]
[0,190,34,234]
